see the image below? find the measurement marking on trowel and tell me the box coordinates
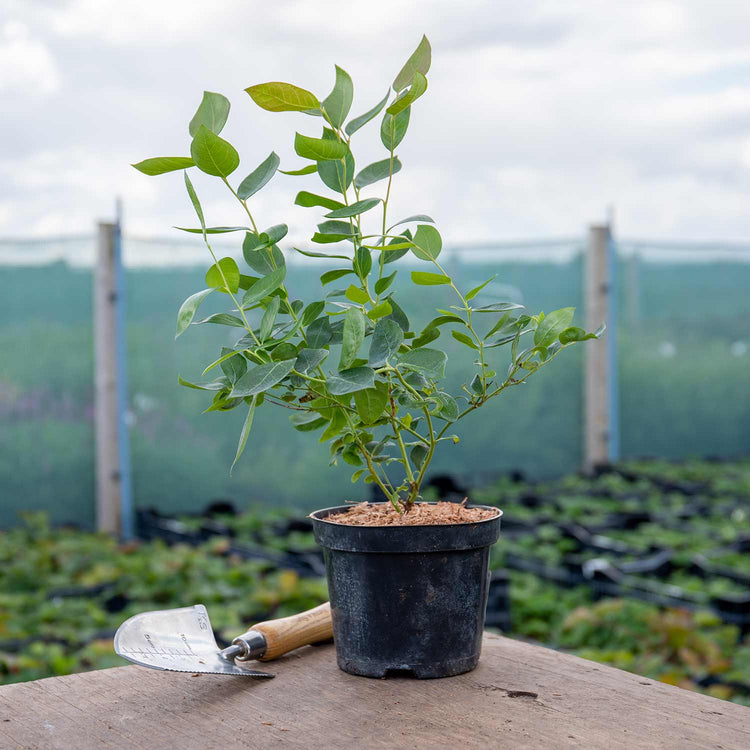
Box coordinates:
[120,649,195,657]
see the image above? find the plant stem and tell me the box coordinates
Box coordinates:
[376,138,396,304]
[200,234,261,347]
[220,177,307,343]
[407,406,435,505]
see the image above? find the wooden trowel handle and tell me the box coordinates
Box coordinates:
[252,602,333,661]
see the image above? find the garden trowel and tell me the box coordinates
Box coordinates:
[114,601,332,677]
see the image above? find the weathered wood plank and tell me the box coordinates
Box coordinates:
[1,634,748,749]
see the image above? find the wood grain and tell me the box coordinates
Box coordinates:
[252,602,333,661]
[0,633,748,749]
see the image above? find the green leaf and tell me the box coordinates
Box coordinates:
[319,220,355,236]
[465,275,497,301]
[237,152,280,200]
[295,348,327,374]
[384,296,410,331]
[245,82,320,112]
[176,288,213,338]
[321,269,354,285]
[301,300,326,325]
[368,319,404,367]
[411,225,442,261]
[230,397,257,473]
[345,90,390,136]
[410,443,429,469]
[193,312,245,328]
[423,314,465,331]
[183,171,205,234]
[259,296,281,340]
[411,327,440,349]
[132,157,194,175]
[374,271,397,295]
[291,410,327,431]
[203,348,249,375]
[339,307,365,370]
[451,330,478,349]
[178,374,228,391]
[189,91,230,137]
[306,316,333,348]
[295,191,344,210]
[380,106,410,150]
[325,198,381,219]
[254,224,288,247]
[393,35,432,91]
[312,232,350,244]
[354,157,402,189]
[175,226,249,234]
[398,348,447,379]
[474,301,525,313]
[327,366,375,395]
[219,347,247,383]
[205,257,240,293]
[317,128,354,193]
[485,312,514,339]
[369,241,412,251]
[345,285,370,305]
[559,325,604,344]
[534,307,575,347]
[242,266,287,307]
[430,392,458,421]
[355,246,372,277]
[280,164,317,176]
[367,301,392,320]
[190,125,239,177]
[243,233,285,275]
[322,65,353,129]
[411,271,450,285]
[270,342,299,361]
[293,247,350,260]
[230,360,295,397]
[320,409,347,442]
[388,214,434,231]
[354,382,389,424]
[295,133,349,161]
[383,234,411,265]
[387,71,427,115]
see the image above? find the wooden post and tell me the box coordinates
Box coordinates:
[584,224,612,473]
[94,222,121,533]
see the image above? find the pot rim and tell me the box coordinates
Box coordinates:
[309,501,502,529]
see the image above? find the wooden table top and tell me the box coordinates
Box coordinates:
[1,633,748,749]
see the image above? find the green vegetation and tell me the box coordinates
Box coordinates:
[132,36,601,511]
[2,460,748,705]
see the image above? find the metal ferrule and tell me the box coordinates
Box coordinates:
[221,629,267,662]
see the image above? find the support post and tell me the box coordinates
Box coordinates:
[584,223,618,472]
[94,222,120,533]
[94,218,133,536]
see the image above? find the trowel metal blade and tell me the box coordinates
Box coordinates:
[114,604,273,678]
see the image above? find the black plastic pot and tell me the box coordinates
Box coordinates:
[310,503,502,679]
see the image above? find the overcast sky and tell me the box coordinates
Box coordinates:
[4,0,750,249]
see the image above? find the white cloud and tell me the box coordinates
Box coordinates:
[0,20,60,94]
[4,0,750,249]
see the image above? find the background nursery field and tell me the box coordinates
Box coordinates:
[2,458,748,707]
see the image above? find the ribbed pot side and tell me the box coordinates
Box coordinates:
[310,503,502,679]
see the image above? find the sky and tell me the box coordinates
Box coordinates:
[4,0,750,251]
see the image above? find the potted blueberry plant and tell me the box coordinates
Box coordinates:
[134,36,603,678]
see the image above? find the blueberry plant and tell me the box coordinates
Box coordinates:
[133,36,603,512]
